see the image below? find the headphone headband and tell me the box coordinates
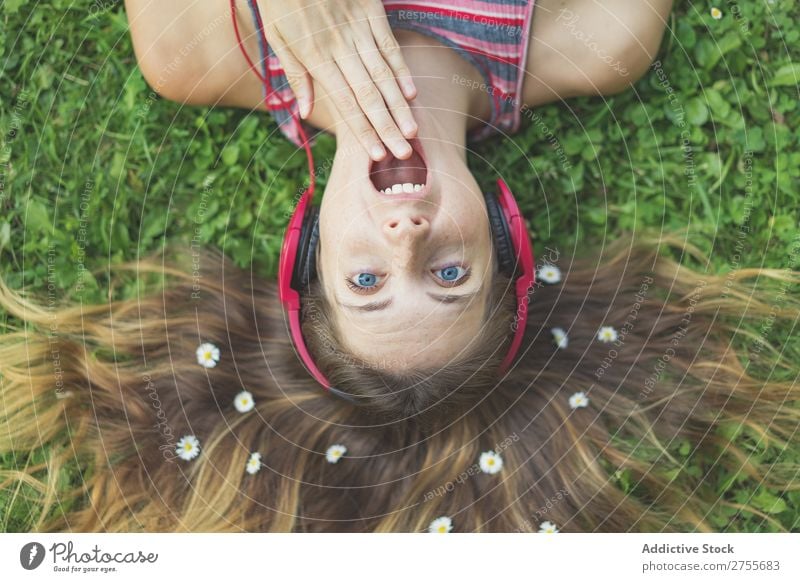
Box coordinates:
[279,180,535,388]
[495,178,535,374]
[277,190,331,388]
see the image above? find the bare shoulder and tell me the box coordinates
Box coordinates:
[521,0,673,106]
[126,0,267,110]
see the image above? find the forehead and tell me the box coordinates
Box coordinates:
[331,291,490,370]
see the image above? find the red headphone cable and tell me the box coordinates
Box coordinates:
[230,0,316,199]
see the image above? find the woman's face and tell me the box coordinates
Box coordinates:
[318,136,495,371]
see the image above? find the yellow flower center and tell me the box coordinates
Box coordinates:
[438,526,447,533]
[184,443,192,451]
[204,351,212,359]
[488,458,495,465]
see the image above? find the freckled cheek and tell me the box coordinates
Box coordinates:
[323,232,379,271]
[454,201,489,230]
[452,218,490,249]
[439,211,484,240]
[322,213,369,250]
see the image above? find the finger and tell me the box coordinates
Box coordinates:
[353,35,418,140]
[334,50,413,160]
[314,60,387,161]
[366,13,417,100]
[268,35,314,119]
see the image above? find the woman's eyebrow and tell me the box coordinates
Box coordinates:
[338,289,480,313]
[339,298,394,313]
[427,290,481,304]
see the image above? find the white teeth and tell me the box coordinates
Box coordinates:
[381,183,426,194]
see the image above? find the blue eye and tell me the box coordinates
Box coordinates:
[435,265,466,282]
[346,272,384,294]
[356,273,378,287]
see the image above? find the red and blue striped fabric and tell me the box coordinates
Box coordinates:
[245,0,535,147]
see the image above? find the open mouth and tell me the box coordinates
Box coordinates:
[369,138,429,196]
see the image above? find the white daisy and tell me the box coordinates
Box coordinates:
[539,520,559,533]
[176,435,200,461]
[478,451,504,474]
[710,7,722,19]
[325,444,347,464]
[569,391,590,409]
[537,264,562,284]
[597,326,618,343]
[234,390,255,413]
[551,327,569,349]
[196,342,220,368]
[245,452,262,475]
[428,516,453,533]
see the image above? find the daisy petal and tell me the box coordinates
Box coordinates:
[537,264,562,284]
[196,342,221,368]
[234,390,255,413]
[326,444,347,464]
[551,327,569,349]
[539,520,559,533]
[176,435,201,461]
[569,391,590,409]
[478,451,504,474]
[245,452,262,475]
[596,326,618,343]
[428,516,453,533]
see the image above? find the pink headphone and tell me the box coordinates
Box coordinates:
[232,1,535,390]
[279,180,535,389]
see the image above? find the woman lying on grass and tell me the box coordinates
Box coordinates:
[124,0,675,398]
[1,0,798,532]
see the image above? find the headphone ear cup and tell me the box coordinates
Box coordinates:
[484,191,515,276]
[293,205,320,292]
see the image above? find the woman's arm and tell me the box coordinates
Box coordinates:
[125,1,267,109]
[125,0,420,161]
[523,0,674,107]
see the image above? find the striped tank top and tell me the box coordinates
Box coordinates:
[242,0,535,147]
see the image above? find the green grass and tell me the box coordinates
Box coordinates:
[1,0,799,531]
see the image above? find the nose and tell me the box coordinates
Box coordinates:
[383,214,430,240]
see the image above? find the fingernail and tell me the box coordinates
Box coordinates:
[396,142,412,158]
[401,121,417,137]
[402,78,417,98]
[371,144,386,160]
[299,99,310,119]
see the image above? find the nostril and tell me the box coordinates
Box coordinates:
[386,217,428,231]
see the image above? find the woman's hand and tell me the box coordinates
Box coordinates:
[258,0,418,161]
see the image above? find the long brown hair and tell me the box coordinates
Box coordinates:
[1,232,798,532]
